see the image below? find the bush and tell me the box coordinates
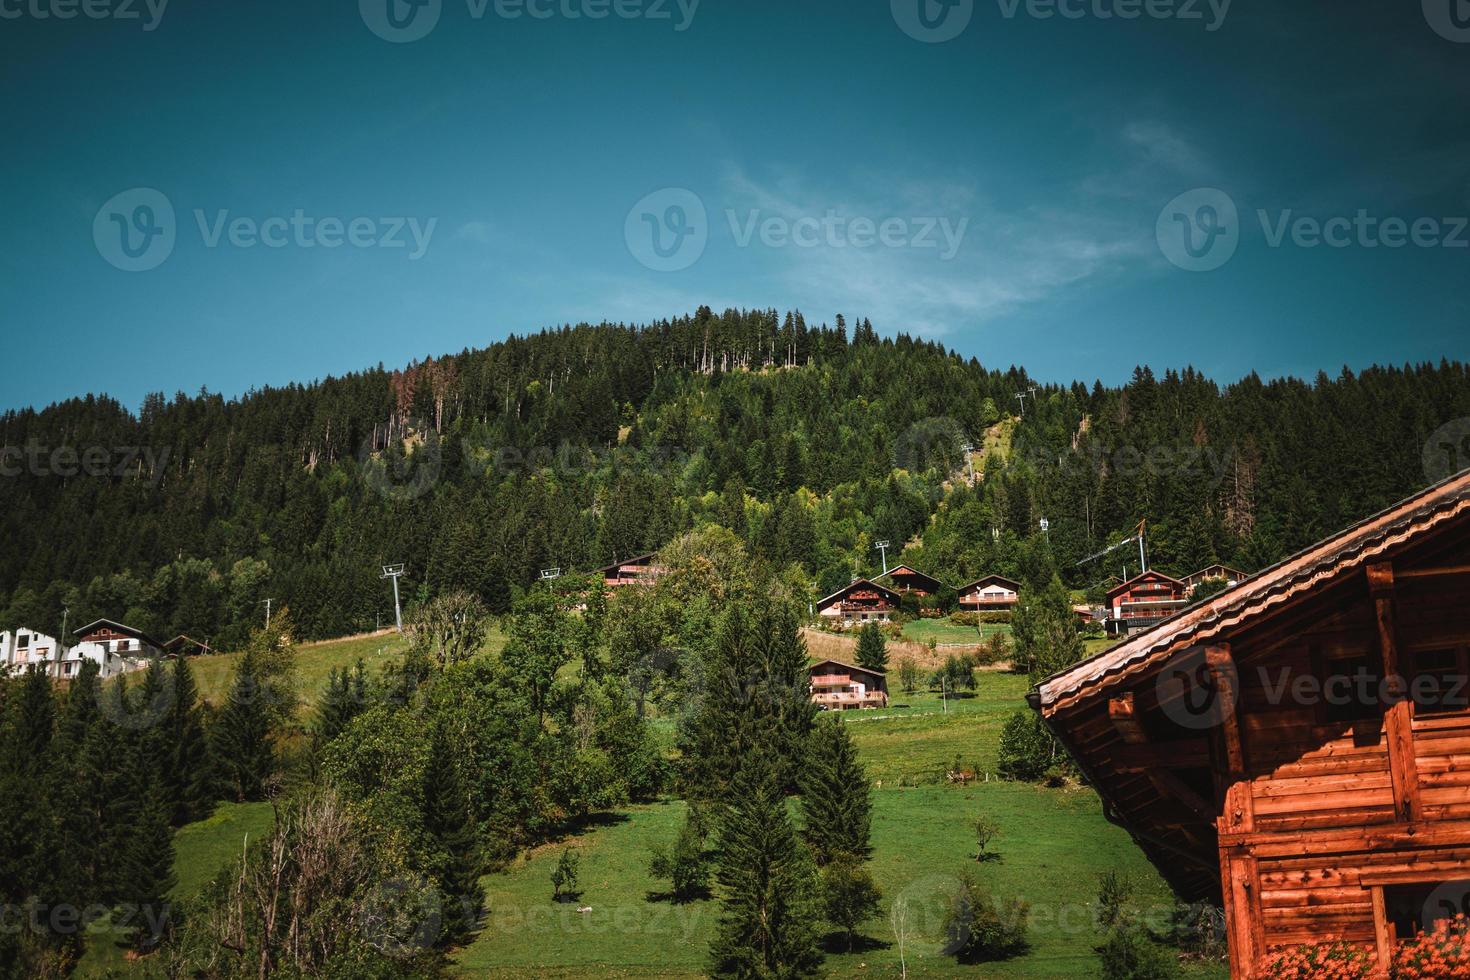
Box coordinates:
[950,611,981,627]
[1098,919,1178,980]
[550,848,580,903]
[978,611,1012,625]
[997,710,1056,782]
[648,813,711,902]
[943,874,1030,963]
[1261,942,1373,979]
[821,858,882,952]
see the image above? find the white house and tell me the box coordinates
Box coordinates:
[1,628,61,675]
[2,621,157,680]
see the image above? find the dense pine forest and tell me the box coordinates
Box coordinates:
[4,306,1469,646]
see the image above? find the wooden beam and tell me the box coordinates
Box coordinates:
[1371,885,1393,979]
[1206,644,1254,837]
[1109,693,1148,744]
[1369,562,1422,823]
[1153,769,1217,824]
[1395,563,1470,581]
[1221,849,1264,980]
[1108,739,1211,772]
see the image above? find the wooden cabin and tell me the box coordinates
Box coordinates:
[880,564,943,597]
[598,553,665,589]
[815,579,902,626]
[1032,470,1470,978]
[164,634,214,657]
[1184,564,1252,592]
[957,575,1022,612]
[1105,570,1190,636]
[808,659,889,710]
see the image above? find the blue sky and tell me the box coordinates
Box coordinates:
[2,0,1467,411]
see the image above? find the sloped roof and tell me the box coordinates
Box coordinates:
[957,574,1021,593]
[815,579,903,610]
[1038,468,1470,714]
[72,618,166,652]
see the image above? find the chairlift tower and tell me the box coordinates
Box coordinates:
[382,564,406,633]
[874,540,891,575]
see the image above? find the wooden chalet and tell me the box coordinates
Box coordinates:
[815,579,902,626]
[1184,564,1252,592]
[1105,570,1190,636]
[598,553,665,589]
[808,659,889,710]
[957,574,1022,613]
[72,619,165,659]
[1031,469,1470,978]
[880,564,943,597]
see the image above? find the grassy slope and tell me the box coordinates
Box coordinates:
[455,663,1228,979]
[455,787,1223,979]
[900,617,1010,647]
[188,627,507,711]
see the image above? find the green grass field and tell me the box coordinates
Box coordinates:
[116,627,1222,979]
[899,617,1005,646]
[453,785,1224,979]
[187,627,507,711]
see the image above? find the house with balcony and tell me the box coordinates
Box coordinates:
[1,628,59,675]
[957,575,1022,613]
[598,553,665,589]
[815,579,902,626]
[1104,570,1190,636]
[808,659,888,710]
[879,564,943,598]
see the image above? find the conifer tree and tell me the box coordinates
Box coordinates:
[799,715,873,865]
[709,747,823,979]
[855,622,888,675]
[316,659,367,745]
[121,775,177,951]
[210,650,276,802]
[164,656,214,824]
[421,724,484,945]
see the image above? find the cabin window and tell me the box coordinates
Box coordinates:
[1318,651,1381,723]
[1384,880,1470,940]
[1408,647,1470,715]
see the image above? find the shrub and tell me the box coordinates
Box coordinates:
[943,874,1030,963]
[550,848,580,903]
[1098,919,1178,980]
[997,710,1055,782]
[950,611,981,627]
[1394,914,1470,978]
[978,611,1012,625]
[1261,942,1373,979]
[648,813,711,902]
[821,858,882,952]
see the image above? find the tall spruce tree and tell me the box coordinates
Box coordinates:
[164,656,214,824]
[855,623,888,674]
[421,724,484,945]
[709,747,824,979]
[210,650,276,802]
[121,775,177,951]
[316,659,367,745]
[799,715,873,865]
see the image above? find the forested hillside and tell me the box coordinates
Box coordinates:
[4,307,1468,645]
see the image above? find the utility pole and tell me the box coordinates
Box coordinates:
[382,564,406,633]
[59,606,68,678]
[1136,519,1149,573]
[262,597,275,629]
[1039,517,1051,541]
[874,540,891,575]
[961,441,976,484]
